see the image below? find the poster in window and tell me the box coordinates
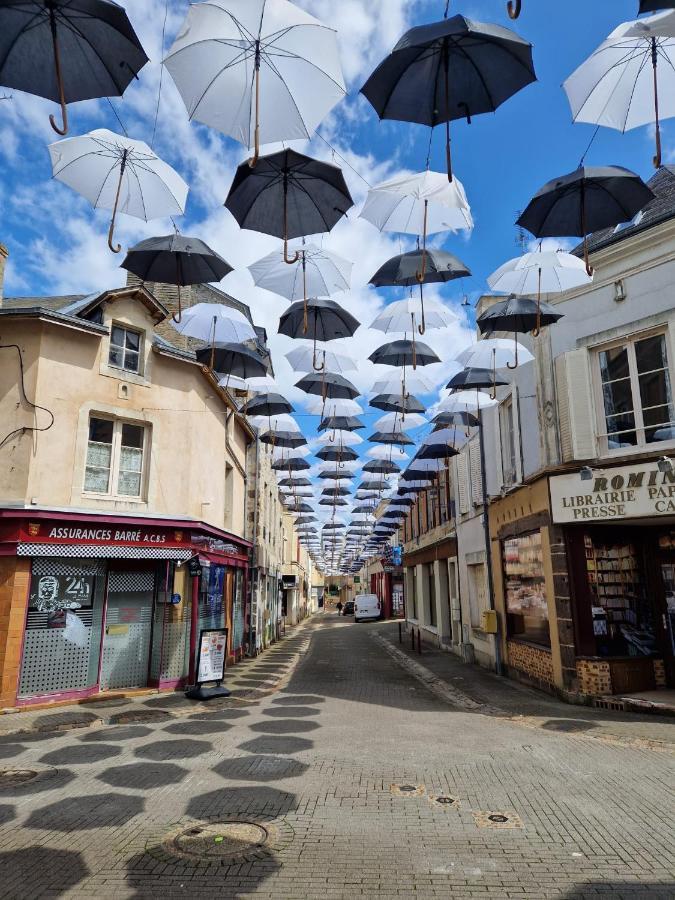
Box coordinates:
[30,573,96,612]
[197,628,228,684]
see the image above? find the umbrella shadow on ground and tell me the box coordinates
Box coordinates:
[0,743,25,760]
[97,762,188,790]
[0,804,15,826]
[186,784,296,821]
[28,711,101,732]
[212,754,309,782]
[237,736,313,755]
[134,739,212,761]
[192,708,249,721]
[79,725,153,743]
[0,768,75,796]
[271,695,325,706]
[24,792,144,831]
[563,884,675,899]
[142,694,193,710]
[162,719,230,737]
[261,706,320,718]
[541,719,598,733]
[39,743,122,766]
[248,719,320,735]
[0,847,89,896]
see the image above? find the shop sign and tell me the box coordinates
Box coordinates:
[192,535,243,556]
[188,558,203,578]
[551,463,675,524]
[197,628,228,684]
[17,521,186,547]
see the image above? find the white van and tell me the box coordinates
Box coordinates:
[354,593,381,623]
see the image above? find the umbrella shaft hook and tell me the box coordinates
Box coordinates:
[48,9,68,135]
[107,150,127,254]
[248,44,261,168]
[506,336,519,371]
[507,0,521,19]
[652,38,662,169]
[283,172,300,264]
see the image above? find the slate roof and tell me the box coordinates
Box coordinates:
[574,166,675,257]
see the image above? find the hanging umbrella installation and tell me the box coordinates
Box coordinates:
[457,338,534,377]
[243,393,294,418]
[563,11,675,168]
[361,15,536,180]
[369,393,426,414]
[164,0,345,166]
[516,166,654,275]
[250,243,352,312]
[49,129,189,253]
[224,148,353,265]
[279,297,360,366]
[170,302,255,343]
[370,339,440,418]
[477,296,563,344]
[196,342,268,380]
[286,344,357,376]
[0,0,148,135]
[121,235,233,323]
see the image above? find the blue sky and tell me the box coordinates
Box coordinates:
[0,0,666,550]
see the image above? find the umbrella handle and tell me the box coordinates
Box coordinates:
[283,176,299,264]
[418,280,427,336]
[248,55,261,169]
[107,151,127,254]
[411,315,418,370]
[507,0,521,18]
[312,342,325,373]
[443,47,453,182]
[284,237,299,265]
[506,336,519,371]
[531,268,541,337]
[48,10,68,135]
[652,38,662,169]
[172,283,183,324]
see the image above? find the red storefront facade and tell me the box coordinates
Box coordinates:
[0,509,250,709]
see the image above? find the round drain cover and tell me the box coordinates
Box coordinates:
[488,814,509,824]
[170,822,269,862]
[436,797,455,805]
[398,785,417,793]
[0,769,40,787]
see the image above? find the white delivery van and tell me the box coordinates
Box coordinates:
[354,593,381,623]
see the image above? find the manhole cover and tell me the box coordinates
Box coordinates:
[473,811,524,829]
[488,814,508,824]
[171,822,268,861]
[0,768,40,787]
[436,797,456,805]
[390,783,425,797]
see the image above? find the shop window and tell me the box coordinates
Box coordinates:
[584,536,654,657]
[467,562,487,629]
[84,417,148,499]
[109,324,142,374]
[500,397,517,486]
[503,532,550,646]
[596,332,675,452]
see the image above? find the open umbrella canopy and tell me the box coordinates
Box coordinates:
[516,165,654,274]
[271,456,311,471]
[320,497,349,506]
[278,476,312,487]
[370,297,458,334]
[317,429,363,446]
[477,296,563,337]
[369,248,470,288]
[259,431,307,449]
[305,397,363,416]
[366,444,410,460]
[360,170,473,233]
[243,393,294,417]
[368,430,415,446]
[279,298,360,341]
[369,339,441,368]
[316,445,359,462]
[171,302,256,341]
[0,0,148,135]
[373,412,427,432]
[457,338,534,371]
[371,371,437,395]
[488,250,592,298]
[436,390,498,412]
[358,479,390,492]
[361,14,536,179]
[49,128,189,253]
[249,243,352,301]
[286,344,357,374]
[196,342,269,378]
[319,416,365,432]
[640,1,675,10]
[224,148,353,261]
[164,0,344,163]
[447,367,510,390]
[363,459,401,474]
[369,392,425,414]
[433,410,480,428]
[122,234,232,288]
[295,372,360,400]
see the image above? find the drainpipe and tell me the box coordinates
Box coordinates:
[478,409,502,676]
[188,571,200,684]
[248,436,261,656]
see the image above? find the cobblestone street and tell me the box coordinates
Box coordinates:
[0,615,674,899]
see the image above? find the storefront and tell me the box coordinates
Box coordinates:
[0,510,250,708]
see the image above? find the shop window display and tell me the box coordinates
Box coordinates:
[584,536,655,656]
[504,532,550,646]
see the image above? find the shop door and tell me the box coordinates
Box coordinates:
[657,560,675,686]
[100,570,156,690]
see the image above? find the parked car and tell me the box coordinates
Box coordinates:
[354,593,381,623]
[342,600,355,616]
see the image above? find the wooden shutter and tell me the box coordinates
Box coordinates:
[555,349,596,461]
[457,452,470,514]
[469,442,483,505]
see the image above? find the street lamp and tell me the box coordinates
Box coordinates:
[580,466,594,481]
[658,456,673,474]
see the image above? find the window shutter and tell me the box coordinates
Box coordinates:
[457,452,470,514]
[469,443,483,505]
[555,349,596,461]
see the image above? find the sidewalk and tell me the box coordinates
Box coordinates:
[374,621,675,751]
[0,616,319,739]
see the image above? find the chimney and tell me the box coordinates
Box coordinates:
[0,243,8,306]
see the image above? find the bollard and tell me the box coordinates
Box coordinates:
[417,629,422,655]
[398,621,402,644]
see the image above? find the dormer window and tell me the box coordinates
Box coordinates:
[109,324,142,374]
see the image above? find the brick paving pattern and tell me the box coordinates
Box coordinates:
[0,615,673,899]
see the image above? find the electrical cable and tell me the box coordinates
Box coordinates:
[0,343,55,450]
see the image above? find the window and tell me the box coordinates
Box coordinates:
[503,532,550,646]
[597,332,674,451]
[467,563,487,628]
[500,397,517,486]
[109,324,142,374]
[84,417,147,498]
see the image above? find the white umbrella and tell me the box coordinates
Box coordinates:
[48,129,188,253]
[360,170,473,235]
[457,338,534,371]
[249,243,352,301]
[370,371,437,396]
[250,413,301,433]
[434,390,498,413]
[366,445,410,460]
[488,251,592,297]
[304,397,363,416]
[286,344,357,374]
[563,11,675,168]
[272,445,310,460]
[370,297,458,341]
[172,303,256,344]
[164,0,345,164]
[317,430,363,447]
[373,412,427,432]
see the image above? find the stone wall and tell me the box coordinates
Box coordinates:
[506,639,555,689]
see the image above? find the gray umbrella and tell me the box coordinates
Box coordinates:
[279,297,360,370]
[368,431,415,447]
[0,0,148,135]
[295,372,360,401]
[370,393,425,414]
[361,14,536,179]
[369,248,470,288]
[259,431,307,449]
[316,445,359,462]
[318,416,364,433]
[278,476,312,487]
[433,410,479,429]
[243,393,294,417]
[271,456,310,472]
[447,367,510,390]
[363,459,401,474]
[196,342,268,379]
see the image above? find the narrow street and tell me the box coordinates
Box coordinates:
[0,615,673,900]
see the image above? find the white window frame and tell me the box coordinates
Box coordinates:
[500,396,517,488]
[592,327,675,457]
[467,562,487,629]
[83,415,149,500]
[108,322,143,375]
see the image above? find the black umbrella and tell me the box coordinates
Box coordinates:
[0,0,148,135]
[517,166,654,275]
[433,410,479,429]
[319,416,364,433]
[271,457,310,472]
[639,1,675,10]
[196,342,268,379]
[353,504,378,513]
[224,148,353,264]
[295,372,360,401]
[278,476,312,487]
[316,445,359,462]
[279,297,360,367]
[359,479,390,491]
[361,15,536,179]
[368,430,415,447]
[318,469,354,480]
[259,431,307,449]
[370,393,425,414]
[477,295,563,345]
[363,460,401,475]
[369,248,470,288]
[294,515,317,525]
[320,497,348,506]
[321,486,351,497]
[323,523,346,530]
[447,367,510,391]
[417,442,459,460]
[243,393,294,418]
[287,501,314,513]
[121,234,232,323]
[370,339,440,369]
